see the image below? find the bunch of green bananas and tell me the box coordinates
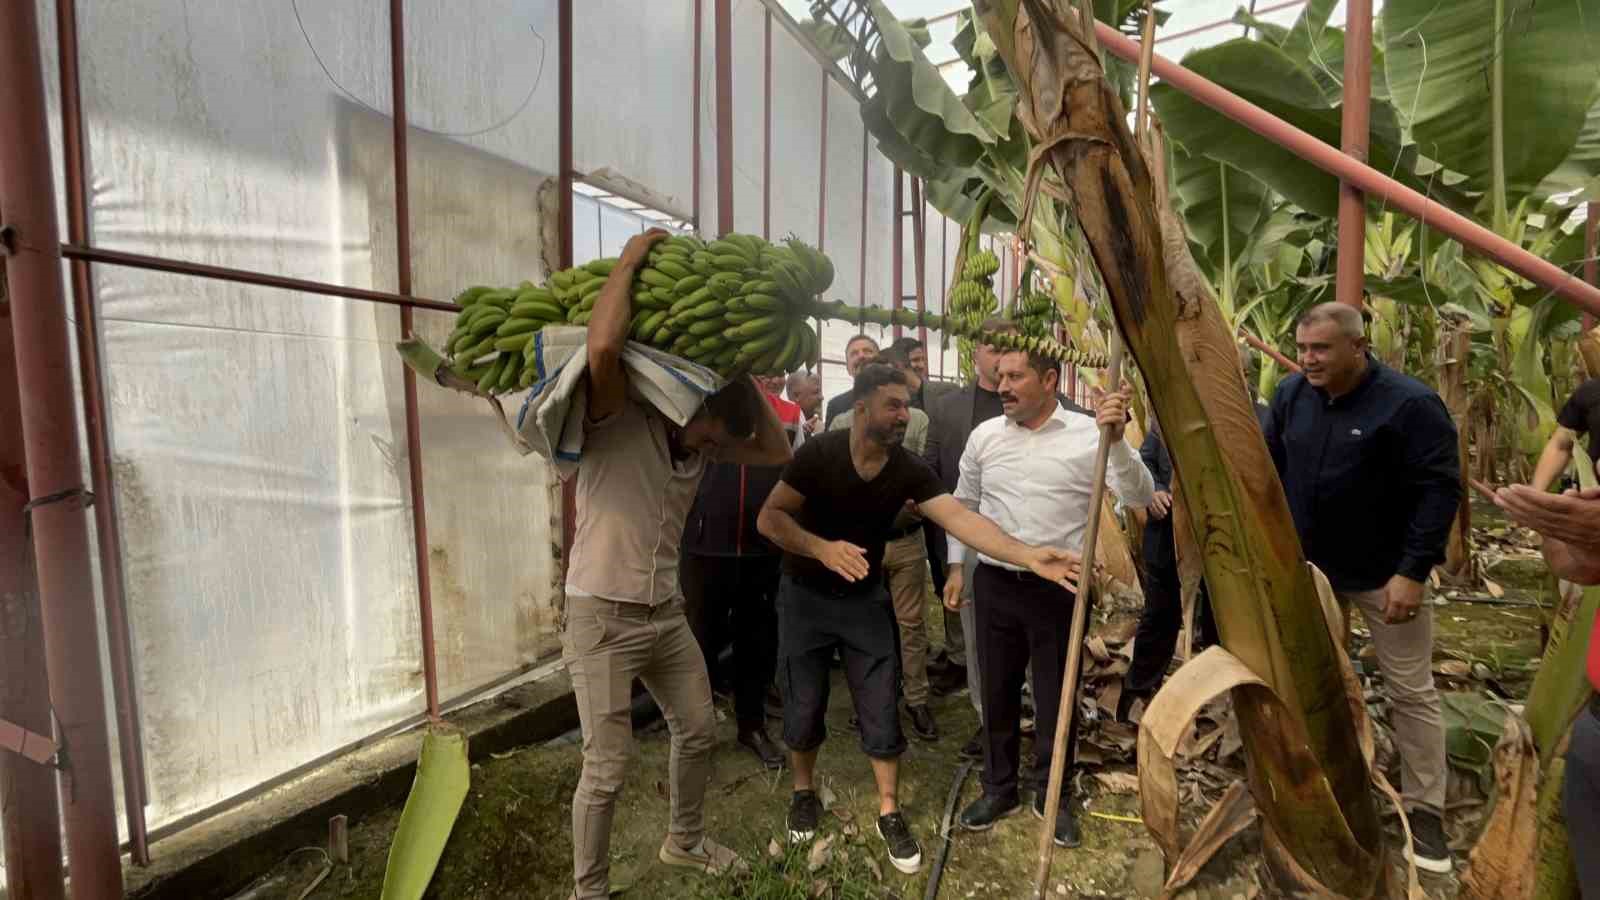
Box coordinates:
[948,249,1001,334]
[1015,290,1055,339]
[440,232,834,394]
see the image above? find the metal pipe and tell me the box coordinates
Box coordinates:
[857,123,868,319]
[1239,328,1302,373]
[1,245,67,900]
[692,0,703,231]
[892,167,904,340]
[1096,22,1600,318]
[1155,0,1306,44]
[763,9,772,241]
[0,3,124,895]
[1335,0,1371,309]
[53,0,152,863]
[715,0,733,237]
[58,245,455,312]
[389,0,440,721]
[817,70,828,252]
[1587,201,1597,330]
[558,0,576,571]
[912,177,927,348]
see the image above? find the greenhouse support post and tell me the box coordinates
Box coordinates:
[1335,0,1371,310]
[1,250,67,900]
[1095,21,1600,318]
[715,0,734,237]
[763,8,773,241]
[913,177,927,348]
[389,0,441,721]
[54,0,152,863]
[558,0,576,568]
[0,2,124,896]
[893,167,903,339]
[692,0,703,231]
[1587,202,1597,330]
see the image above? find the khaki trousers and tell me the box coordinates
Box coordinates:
[562,593,717,899]
[884,532,933,706]
[1339,587,1447,815]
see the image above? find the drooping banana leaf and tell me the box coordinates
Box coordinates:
[863,0,994,165]
[1382,0,1600,201]
[1150,38,1463,219]
[1537,95,1600,200]
[380,727,470,900]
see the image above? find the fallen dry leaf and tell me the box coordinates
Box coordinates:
[768,838,782,859]
[807,834,834,872]
[1097,680,1124,718]
[865,856,883,881]
[1087,636,1112,665]
[1434,660,1472,678]
[810,878,830,898]
[818,782,837,811]
[1094,771,1141,794]
[1484,579,1504,599]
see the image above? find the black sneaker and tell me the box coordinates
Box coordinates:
[906,704,939,741]
[1032,792,1080,848]
[959,727,984,761]
[1407,809,1453,874]
[958,793,1021,831]
[738,728,785,770]
[787,789,822,843]
[876,811,923,874]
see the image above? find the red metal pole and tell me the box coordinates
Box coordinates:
[1586,201,1597,330]
[892,167,903,340]
[857,125,868,320]
[390,0,440,721]
[715,0,733,237]
[558,0,576,568]
[692,0,703,232]
[1240,328,1302,373]
[1335,0,1371,310]
[912,177,927,348]
[1,252,67,900]
[54,0,151,862]
[1155,0,1305,44]
[1096,22,1600,318]
[763,9,772,242]
[0,3,124,896]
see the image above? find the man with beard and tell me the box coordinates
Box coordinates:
[945,349,1152,847]
[823,334,881,428]
[758,363,1082,875]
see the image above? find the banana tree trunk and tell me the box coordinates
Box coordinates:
[972,2,1382,892]
[1438,326,1473,580]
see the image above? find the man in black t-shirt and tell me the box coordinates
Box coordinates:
[757,364,1081,877]
[1532,378,1600,492]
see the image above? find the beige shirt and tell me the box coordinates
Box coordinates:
[565,400,707,605]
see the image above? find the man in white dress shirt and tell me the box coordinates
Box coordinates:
[944,348,1153,847]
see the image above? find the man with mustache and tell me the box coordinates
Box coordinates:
[944,348,1152,847]
[823,334,882,428]
[758,363,1082,875]
[1264,301,1460,874]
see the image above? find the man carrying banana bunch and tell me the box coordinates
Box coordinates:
[562,229,795,900]
[757,361,1083,876]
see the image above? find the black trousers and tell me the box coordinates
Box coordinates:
[973,562,1079,800]
[1126,519,1218,695]
[679,553,779,732]
[923,521,967,666]
[1566,700,1600,898]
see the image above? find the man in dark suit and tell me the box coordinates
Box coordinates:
[823,335,882,428]
[890,336,959,413]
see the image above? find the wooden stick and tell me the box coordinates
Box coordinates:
[1134,0,1158,144]
[1032,333,1126,898]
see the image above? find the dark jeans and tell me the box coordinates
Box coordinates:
[1126,519,1217,695]
[924,521,967,666]
[973,562,1079,800]
[1567,699,1600,898]
[680,553,779,732]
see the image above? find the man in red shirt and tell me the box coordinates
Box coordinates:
[1493,482,1600,896]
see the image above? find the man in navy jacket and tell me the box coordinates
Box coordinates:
[1264,302,1460,875]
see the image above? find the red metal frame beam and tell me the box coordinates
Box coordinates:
[1335,0,1371,310]
[892,166,903,340]
[1240,328,1302,373]
[0,3,123,895]
[857,126,868,322]
[390,0,440,722]
[1,244,67,900]
[54,0,151,864]
[692,0,703,231]
[763,9,772,241]
[1155,0,1305,44]
[559,0,576,583]
[1587,201,1597,330]
[58,246,456,312]
[1096,22,1600,318]
[912,177,926,348]
[715,0,733,237]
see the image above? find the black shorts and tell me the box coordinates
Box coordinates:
[775,575,905,759]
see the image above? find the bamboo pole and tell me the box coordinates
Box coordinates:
[1032,337,1124,897]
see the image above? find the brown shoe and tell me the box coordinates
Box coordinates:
[658,835,746,875]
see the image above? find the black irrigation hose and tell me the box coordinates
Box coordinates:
[923,759,976,900]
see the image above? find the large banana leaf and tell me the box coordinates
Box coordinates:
[1150,39,1457,219]
[1383,0,1600,201]
[863,0,994,167]
[1172,147,1270,273]
[1537,95,1600,200]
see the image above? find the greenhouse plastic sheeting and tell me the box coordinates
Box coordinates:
[728,0,769,236]
[57,0,561,833]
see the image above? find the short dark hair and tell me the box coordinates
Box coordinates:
[890,336,924,355]
[874,346,912,369]
[1003,348,1060,384]
[845,334,880,354]
[852,363,908,402]
[702,378,763,439]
